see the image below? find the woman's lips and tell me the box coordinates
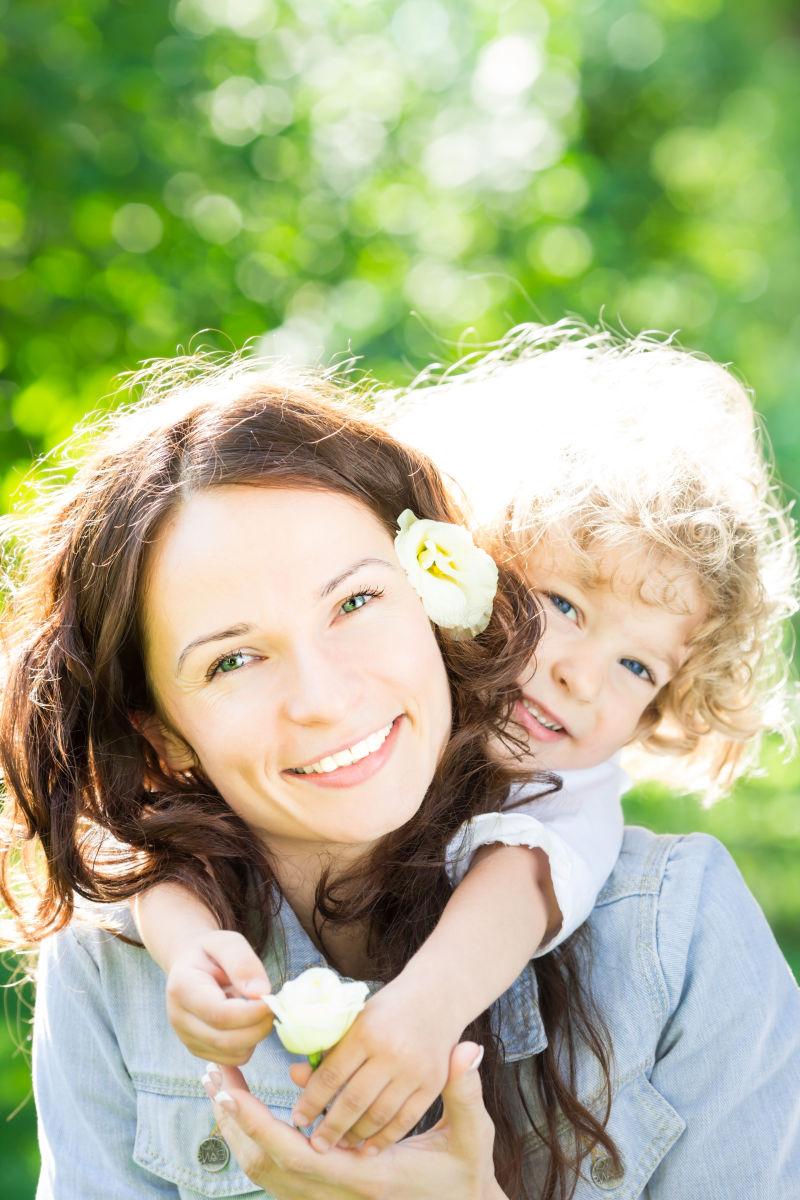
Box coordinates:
[283,716,404,789]
[513,698,569,744]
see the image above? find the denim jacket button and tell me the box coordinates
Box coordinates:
[590,1151,625,1189]
[197,1133,230,1172]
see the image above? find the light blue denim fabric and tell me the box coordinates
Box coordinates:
[33,827,800,1199]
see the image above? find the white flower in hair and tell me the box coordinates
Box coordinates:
[394,509,498,638]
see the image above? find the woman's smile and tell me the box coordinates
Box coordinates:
[284,714,404,788]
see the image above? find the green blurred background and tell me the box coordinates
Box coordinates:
[1,0,798,1193]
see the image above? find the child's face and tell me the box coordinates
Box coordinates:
[512,543,707,771]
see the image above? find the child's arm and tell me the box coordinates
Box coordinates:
[451,756,627,956]
[131,883,273,1063]
[290,844,553,1155]
[294,764,625,1155]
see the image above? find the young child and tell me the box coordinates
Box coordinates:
[133,322,797,1157]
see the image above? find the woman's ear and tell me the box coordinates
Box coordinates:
[129,711,197,775]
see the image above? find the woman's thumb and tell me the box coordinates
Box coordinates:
[440,1041,486,1135]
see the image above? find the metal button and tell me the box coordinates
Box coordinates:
[198,1134,230,1173]
[590,1151,624,1189]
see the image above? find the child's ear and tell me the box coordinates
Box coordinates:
[129,711,197,775]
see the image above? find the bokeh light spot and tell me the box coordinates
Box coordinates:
[528,225,593,278]
[607,13,664,71]
[473,34,544,110]
[190,194,243,243]
[111,204,164,254]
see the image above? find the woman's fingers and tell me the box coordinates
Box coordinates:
[209,1066,360,1189]
[215,1061,308,1165]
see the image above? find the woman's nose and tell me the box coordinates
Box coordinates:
[282,645,361,726]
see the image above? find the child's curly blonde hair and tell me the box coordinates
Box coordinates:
[379,320,798,798]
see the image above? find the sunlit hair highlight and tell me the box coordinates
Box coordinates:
[379,320,798,798]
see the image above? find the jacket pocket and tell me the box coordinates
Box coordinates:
[132,1075,296,1199]
[522,1071,685,1199]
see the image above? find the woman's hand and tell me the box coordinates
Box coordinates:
[204,1042,502,1200]
[165,930,274,1064]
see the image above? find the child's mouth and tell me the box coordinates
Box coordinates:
[514,697,568,743]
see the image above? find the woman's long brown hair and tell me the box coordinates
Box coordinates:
[0,355,619,1198]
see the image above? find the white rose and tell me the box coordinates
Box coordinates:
[394,509,499,638]
[264,967,370,1057]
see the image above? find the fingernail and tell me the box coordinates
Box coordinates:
[292,1110,308,1127]
[468,1046,485,1071]
[311,1135,330,1154]
[364,1146,380,1157]
[215,1090,237,1115]
[204,1063,223,1087]
[201,1073,218,1099]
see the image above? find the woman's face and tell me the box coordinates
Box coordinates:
[141,485,452,857]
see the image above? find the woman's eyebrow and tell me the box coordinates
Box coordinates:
[319,556,398,598]
[176,623,252,675]
[175,559,397,673]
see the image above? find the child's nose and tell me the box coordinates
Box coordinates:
[552,653,604,704]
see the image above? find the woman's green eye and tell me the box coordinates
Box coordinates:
[341,593,368,614]
[340,588,382,615]
[215,652,248,675]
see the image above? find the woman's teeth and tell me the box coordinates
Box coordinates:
[290,721,395,775]
[522,699,564,732]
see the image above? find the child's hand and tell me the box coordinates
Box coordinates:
[165,930,274,1065]
[289,975,463,1155]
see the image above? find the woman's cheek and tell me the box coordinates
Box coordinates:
[186,692,265,780]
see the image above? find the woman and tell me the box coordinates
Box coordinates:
[2,356,798,1199]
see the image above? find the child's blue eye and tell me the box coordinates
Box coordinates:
[548,593,578,622]
[620,657,655,684]
[340,587,383,615]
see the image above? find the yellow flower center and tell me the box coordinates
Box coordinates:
[417,538,460,580]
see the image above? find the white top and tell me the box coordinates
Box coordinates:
[445,757,627,956]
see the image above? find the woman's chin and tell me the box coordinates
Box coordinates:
[322,802,421,847]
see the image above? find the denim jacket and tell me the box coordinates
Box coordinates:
[33,827,800,1199]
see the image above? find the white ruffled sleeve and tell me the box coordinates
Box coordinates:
[445,757,627,955]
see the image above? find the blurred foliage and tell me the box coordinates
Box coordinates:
[1,0,799,1194]
[2,0,800,495]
